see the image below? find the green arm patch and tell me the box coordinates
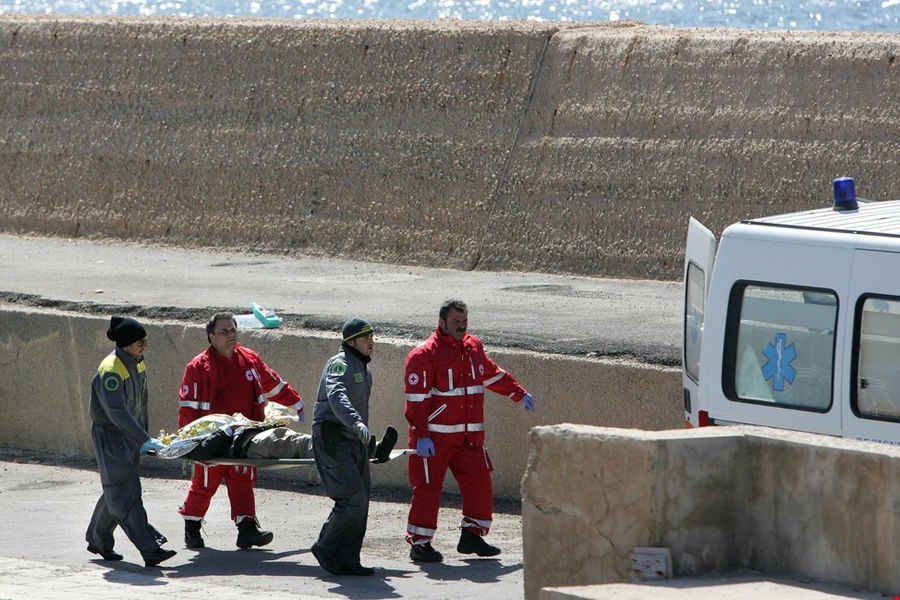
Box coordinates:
[328,360,348,377]
[102,373,122,393]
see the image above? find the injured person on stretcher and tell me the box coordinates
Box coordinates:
[153,404,399,466]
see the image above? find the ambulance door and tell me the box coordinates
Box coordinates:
[704,232,847,437]
[844,250,900,445]
[683,218,716,426]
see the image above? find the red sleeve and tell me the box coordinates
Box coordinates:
[178,359,204,428]
[404,347,434,440]
[477,340,527,402]
[257,358,302,408]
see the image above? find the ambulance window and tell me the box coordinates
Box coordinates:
[684,262,705,383]
[724,283,836,411]
[854,296,900,421]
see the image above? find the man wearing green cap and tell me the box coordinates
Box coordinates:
[310,317,376,576]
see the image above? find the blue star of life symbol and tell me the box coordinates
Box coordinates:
[761,333,797,391]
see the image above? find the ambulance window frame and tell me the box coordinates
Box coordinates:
[683,260,705,385]
[851,294,900,424]
[722,280,837,413]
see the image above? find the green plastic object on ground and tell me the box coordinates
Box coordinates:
[252,303,283,328]
[235,303,283,329]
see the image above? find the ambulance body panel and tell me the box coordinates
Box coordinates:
[683,185,900,445]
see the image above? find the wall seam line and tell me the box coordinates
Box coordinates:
[472,31,553,270]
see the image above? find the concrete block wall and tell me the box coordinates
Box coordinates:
[0,305,682,497]
[0,18,898,280]
[521,424,900,599]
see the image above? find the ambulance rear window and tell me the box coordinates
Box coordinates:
[723,283,837,412]
[854,296,900,422]
[684,261,705,384]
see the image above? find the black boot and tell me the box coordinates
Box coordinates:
[409,541,443,563]
[457,530,501,557]
[236,519,274,549]
[87,545,123,561]
[342,563,375,576]
[185,519,204,549]
[373,426,398,463]
[310,542,343,574]
[143,547,177,568]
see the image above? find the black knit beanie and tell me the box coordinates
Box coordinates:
[341,317,374,342]
[106,316,147,348]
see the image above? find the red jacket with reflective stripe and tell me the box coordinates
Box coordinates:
[178,343,303,427]
[404,328,526,446]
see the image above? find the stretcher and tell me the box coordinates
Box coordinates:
[183,449,416,487]
[155,411,410,485]
[193,448,415,470]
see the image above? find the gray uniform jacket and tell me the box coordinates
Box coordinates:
[86,347,159,555]
[90,347,150,445]
[313,345,372,439]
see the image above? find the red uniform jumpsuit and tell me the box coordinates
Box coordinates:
[404,327,526,544]
[177,343,303,523]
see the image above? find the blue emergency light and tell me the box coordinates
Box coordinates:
[833,177,858,211]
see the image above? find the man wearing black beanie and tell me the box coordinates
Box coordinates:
[85,316,177,567]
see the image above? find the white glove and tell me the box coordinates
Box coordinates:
[354,422,370,444]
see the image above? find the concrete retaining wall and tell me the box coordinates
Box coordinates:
[521,424,900,599]
[0,305,682,497]
[0,17,897,280]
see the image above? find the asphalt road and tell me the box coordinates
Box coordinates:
[0,452,887,600]
[0,233,683,365]
[0,449,524,599]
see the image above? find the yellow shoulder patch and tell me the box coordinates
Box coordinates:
[98,353,131,380]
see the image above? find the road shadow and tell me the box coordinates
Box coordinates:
[413,557,522,584]
[96,547,420,599]
[97,546,307,583]
[319,566,414,599]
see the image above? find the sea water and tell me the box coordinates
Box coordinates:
[0,0,897,31]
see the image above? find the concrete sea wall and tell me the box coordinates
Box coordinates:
[522,424,900,599]
[0,305,682,497]
[0,17,897,280]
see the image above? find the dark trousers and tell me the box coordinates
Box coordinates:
[85,424,160,555]
[312,428,371,568]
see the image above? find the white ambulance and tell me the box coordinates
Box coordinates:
[683,178,900,445]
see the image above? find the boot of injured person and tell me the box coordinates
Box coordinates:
[236,518,274,549]
[184,519,204,549]
[457,529,501,557]
[372,426,398,463]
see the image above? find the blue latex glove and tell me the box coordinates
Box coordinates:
[298,408,306,424]
[354,422,370,444]
[521,392,536,412]
[416,437,435,457]
[139,438,163,455]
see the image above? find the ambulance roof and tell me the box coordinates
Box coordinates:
[743,199,900,238]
